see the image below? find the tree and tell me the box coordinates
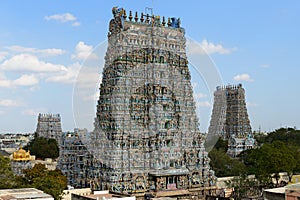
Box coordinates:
[289,145,300,174]
[213,137,228,152]
[24,134,59,159]
[208,137,246,177]
[250,127,300,175]
[209,148,246,177]
[0,155,21,188]
[244,141,296,187]
[22,164,67,200]
[261,127,300,146]
[226,175,261,200]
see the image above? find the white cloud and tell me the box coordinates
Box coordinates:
[0,99,21,107]
[0,53,73,87]
[192,82,210,108]
[72,41,98,60]
[45,13,76,22]
[0,73,39,88]
[13,74,39,86]
[72,22,81,27]
[7,45,65,57]
[0,110,5,115]
[0,80,11,88]
[0,73,11,87]
[46,63,80,84]
[187,39,235,55]
[0,54,67,73]
[0,73,5,79]
[45,13,80,26]
[0,52,8,61]
[74,66,101,88]
[0,53,86,86]
[233,73,254,82]
[45,62,100,86]
[196,101,211,108]
[41,48,65,56]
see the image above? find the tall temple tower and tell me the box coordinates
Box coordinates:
[91,7,216,199]
[36,113,62,144]
[208,84,255,157]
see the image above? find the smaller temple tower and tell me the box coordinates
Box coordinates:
[208,84,255,157]
[36,113,62,144]
[57,128,100,188]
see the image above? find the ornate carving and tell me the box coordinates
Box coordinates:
[89,7,217,196]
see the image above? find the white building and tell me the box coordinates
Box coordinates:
[0,188,54,200]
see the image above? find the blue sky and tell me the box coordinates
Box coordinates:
[0,1,299,133]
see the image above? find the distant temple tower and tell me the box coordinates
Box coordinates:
[208,84,255,157]
[89,7,216,199]
[36,113,62,144]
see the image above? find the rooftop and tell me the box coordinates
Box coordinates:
[264,187,285,194]
[0,188,53,200]
[286,182,300,190]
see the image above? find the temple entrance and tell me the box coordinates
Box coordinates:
[149,171,189,192]
[167,176,177,190]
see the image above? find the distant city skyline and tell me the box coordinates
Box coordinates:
[0,1,299,133]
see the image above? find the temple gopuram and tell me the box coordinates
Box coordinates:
[88,7,217,199]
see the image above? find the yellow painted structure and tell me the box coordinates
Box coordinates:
[12,146,32,161]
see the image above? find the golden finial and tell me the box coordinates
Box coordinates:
[162,16,166,26]
[156,16,161,25]
[129,11,133,21]
[140,12,144,23]
[167,17,171,27]
[135,11,138,22]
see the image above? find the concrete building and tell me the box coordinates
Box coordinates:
[208,84,255,157]
[86,7,216,199]
[215,177,234,198]
[263,187,285,200]
[71,190,135,200]
[62,188,92,200]
[285,183,300,200]
[36,113,62,144]
[0,188,53,200]
[0,133,33,154]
